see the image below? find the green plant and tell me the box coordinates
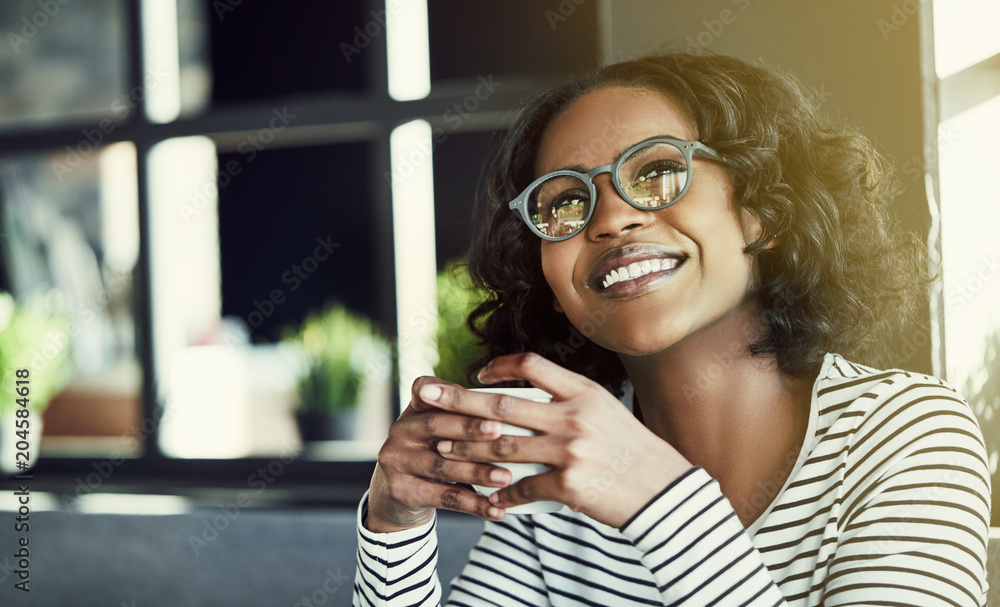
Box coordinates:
[289,302,388,415]
[434,261,488,387]
[0,290,73,416]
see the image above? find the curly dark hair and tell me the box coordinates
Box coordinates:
[465,52,927,394]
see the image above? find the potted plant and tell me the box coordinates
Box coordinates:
[288,302,388,441]
[0,290,72,471]
[434,261,488,387]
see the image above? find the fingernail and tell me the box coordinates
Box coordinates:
[489,492,499,504]
[477,362,493,382]
[487,506,504,519]
[482,420,502,434]
[420,384,443,402]
[490,468,508,483]
[437,440,452,454]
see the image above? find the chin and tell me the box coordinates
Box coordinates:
[583,320,688,358]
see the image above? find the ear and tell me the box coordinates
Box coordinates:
[739,208,764,245]
[553,297,564,314]
[739,208,781,250]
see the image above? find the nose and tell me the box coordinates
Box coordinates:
[583,173,650,241]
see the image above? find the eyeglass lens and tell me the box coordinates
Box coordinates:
[526,141,689,239]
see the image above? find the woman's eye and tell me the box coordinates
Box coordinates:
[547,192,588,214]
[633,161,686,185]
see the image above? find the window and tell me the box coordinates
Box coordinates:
[931,0,1000,497]
[0,0,598,502]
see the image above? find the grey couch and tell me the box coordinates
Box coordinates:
[1,509,997,606]
[0,506,484,606]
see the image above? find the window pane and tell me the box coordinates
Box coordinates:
[149,137,391,459]
[209,1,370,105]
[938,96,1000,491]
[0,143,142,460]
[0,0,127,131]
[176,0,211,118]
[933,0,1000,78]
[432,130,498,270]
[428,0,598,83]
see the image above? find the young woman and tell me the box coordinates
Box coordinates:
[353,52,992,606]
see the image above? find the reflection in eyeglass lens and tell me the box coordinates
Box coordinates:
[529,175,590,238]
[620,142,688,207]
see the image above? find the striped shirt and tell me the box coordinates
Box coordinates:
[353,353,992,606]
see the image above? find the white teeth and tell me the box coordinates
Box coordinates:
[601,257,681,288]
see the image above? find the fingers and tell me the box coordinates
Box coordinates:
[487,473,551,512]
[423,481,506,521]
[416,379,564,432]
[437,434,559,466]
[397,411,504,442]
[413,448,512,488]
[409,376,463,413]
[386,469,506,521]
[377,438,511,521]
[477,352,599,400]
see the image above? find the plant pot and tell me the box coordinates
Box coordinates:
[296,410,359,441]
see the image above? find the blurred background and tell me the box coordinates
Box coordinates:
[0,0,997,604]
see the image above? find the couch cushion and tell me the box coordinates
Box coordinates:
[0,507,485,606]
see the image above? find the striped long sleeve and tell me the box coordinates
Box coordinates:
[353,353,992,606]
[354,496,442,605]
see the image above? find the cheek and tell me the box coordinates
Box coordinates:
[540,243,579,312]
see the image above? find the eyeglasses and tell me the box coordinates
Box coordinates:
[508,136,742,241]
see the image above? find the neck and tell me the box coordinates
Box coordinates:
[619,305,815,498]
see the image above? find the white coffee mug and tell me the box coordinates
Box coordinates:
[468,387,565,514]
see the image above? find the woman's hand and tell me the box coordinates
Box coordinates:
[428,352,694,529]
[365,376,513,533]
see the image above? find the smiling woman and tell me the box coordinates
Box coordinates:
[352,52,992,606]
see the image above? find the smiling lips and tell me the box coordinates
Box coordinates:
[601,257,680,289]
[589,244,688,296]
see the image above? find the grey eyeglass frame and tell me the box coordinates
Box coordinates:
[508,136,743,241]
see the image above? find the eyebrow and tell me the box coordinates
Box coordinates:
[548,133,688,173]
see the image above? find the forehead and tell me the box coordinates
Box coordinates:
[535,86,697,176]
